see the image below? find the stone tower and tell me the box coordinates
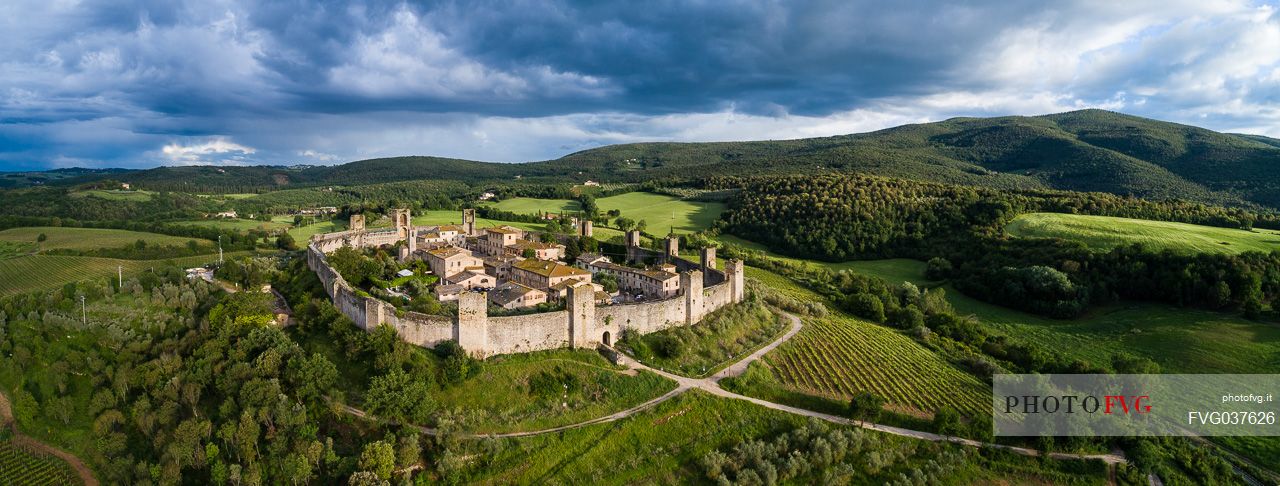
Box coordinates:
[349,214,366,232]
[462,208,476,236]
[664,236,679,259]
[700,246,716,271]
[682,270,704,324]
[567,282,596,348]
[726,259,744,303]
[579,219,593,238]
[391,208,412,239]
[625,230,641,248]
[456,292,488,358]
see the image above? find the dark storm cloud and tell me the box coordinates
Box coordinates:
[0,0,1278,169]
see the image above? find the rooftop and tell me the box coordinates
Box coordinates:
[427,246,474,259]
[513,258,591,278]
[485,225,523,235]
[490,282,543,306]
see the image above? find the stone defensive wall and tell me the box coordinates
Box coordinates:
[306,226,744,358]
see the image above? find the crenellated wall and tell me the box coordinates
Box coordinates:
[306,218,744,358]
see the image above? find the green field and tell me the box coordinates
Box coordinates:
[484,192,725,233]
[173,218,289,232]
[842,257,1280,375]
[732,266,989,418]
[1006,212,1280,255]
[0,227,211,252]
[450,390,1106,484]
[286,218,346,242]
[0,440,79,486]
[0,252,251,297]
[68,189,154,201]
[433,350,676,433]
[413,210,629,243]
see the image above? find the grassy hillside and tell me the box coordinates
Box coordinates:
[0,227,212,252]
[1005,212,1280,255]
[485,192,725,233]
[40,109,1280,210]
[839,258,1280,375]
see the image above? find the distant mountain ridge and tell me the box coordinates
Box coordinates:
[20,109,1280,209]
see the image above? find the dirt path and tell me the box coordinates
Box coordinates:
[345,310,1126,466]
[0,390,100,486]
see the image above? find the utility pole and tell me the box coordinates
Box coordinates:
[80,295,86,326]
[218,235,224,265]
[117,265,122,288]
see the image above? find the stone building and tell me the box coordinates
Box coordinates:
[578,254,680,299]
[425,246,484,279]
[511,258,592,291]
[490,282,547,309]
[445,269,495,290]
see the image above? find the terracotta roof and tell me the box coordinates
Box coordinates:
[490,282,544,306]
[439,224,463,232]
[513,259,591,278]
[426,246,473,259]
[485,225,523,235]
[446,270,491,285]
[590,260,678,281]
[435,283,463,295]
[512,239,562,250]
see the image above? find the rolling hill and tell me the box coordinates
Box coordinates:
[25,109,1280,209]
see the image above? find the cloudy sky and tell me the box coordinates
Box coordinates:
[2,0,1279,170]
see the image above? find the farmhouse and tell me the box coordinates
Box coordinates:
[445,270,495,290]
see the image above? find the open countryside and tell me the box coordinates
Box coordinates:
[1006,212,1280,255]
[0,227,211,252]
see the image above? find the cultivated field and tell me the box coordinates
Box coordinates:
[285,218,346,242]
[734,267,989,418]
[0,252,251,297]
[1005,212,1280,255]
[0,227,210,252]
[484,192,725,233]
[173,218,289,232]
[0,440,79,486]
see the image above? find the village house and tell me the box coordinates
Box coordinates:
[489,282,547,309]
[475,225,524,256]
[434,283,463,302]
[445,269,495,290]
[511,258,592,292]
[577,254,680,299]
[425,246,484,279]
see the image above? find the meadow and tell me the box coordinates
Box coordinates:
[0,252,251,297]
[432,350,676,434]
[1005,212,1280,255]
[68,189,154,201]
[483,192,725,233]
[413,209,629,243]
[0,227,211,252]
[172,218,290,232]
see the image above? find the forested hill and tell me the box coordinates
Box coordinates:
[25,109,1280,209]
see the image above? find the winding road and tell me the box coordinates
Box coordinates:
[349,310,1128,465]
